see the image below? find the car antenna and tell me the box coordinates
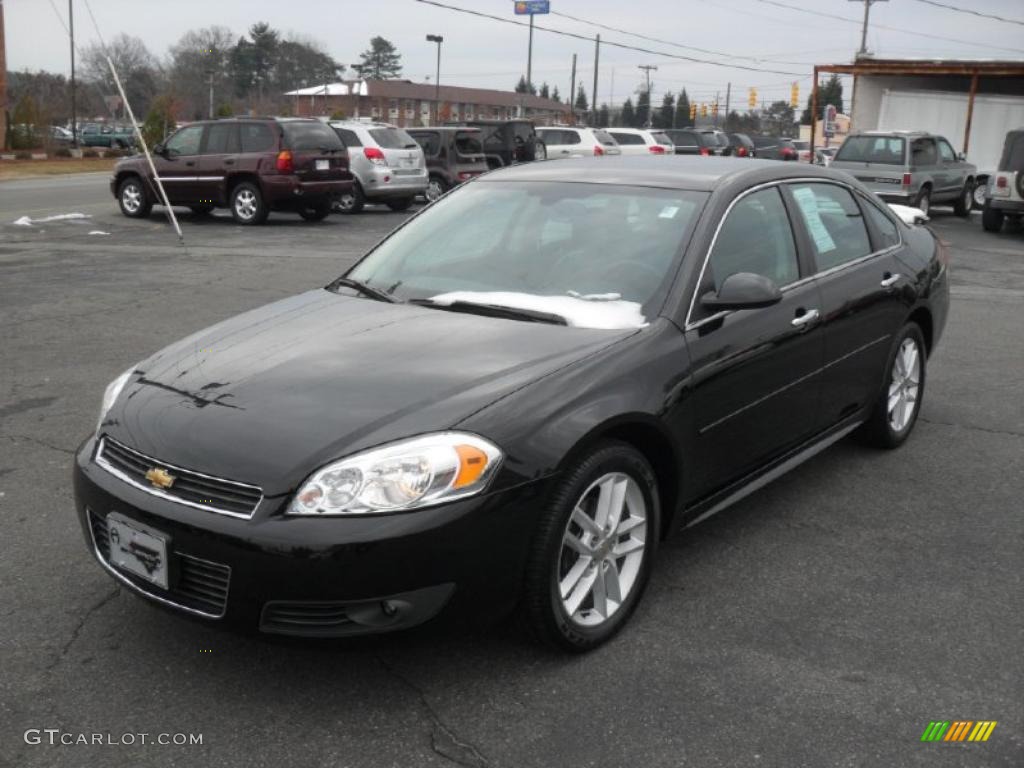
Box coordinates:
[81,0,185,248]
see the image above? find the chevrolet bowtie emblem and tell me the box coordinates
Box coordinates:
[145,467,175,490]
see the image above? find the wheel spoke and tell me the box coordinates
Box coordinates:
[571,506,601,537]
[562,530,593,557]
[888,388,901,415]
[564,566,598,616]
[595,476,627,530]
[590,565,608,618]
[612,537,645,558]
[603,560,623,604]
[559,556,592,599]
[615,515,645,536]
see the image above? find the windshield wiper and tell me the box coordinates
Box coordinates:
[329,277,400,303]
[410,298,567,325]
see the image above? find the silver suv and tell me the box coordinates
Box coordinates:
[328,121,428,213]
[831,131,976,217]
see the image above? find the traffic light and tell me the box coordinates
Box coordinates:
[700,103,708,118]
[790,82,800,109]
[689,103,697,120]
[712,102,719,118]
[748,87,757,109]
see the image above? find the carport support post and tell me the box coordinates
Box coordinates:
[810,67,819,153]
[963,72,978,156]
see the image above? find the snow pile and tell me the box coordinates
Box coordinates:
[888,204,929,226]
[12,212,91,226]
[88,230,111,236]
[428,291,648,330]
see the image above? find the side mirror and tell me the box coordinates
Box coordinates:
[153,143,166,156]
[701,272,783,311]
[957,152,966,161]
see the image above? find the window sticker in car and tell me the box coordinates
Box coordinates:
[791,187,836,254]
[659,205,680,219]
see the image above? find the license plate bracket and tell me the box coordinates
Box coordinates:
[107,512,169,589]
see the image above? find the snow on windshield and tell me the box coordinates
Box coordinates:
[429,291,648,330]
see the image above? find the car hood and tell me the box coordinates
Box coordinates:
[103,289,632,496]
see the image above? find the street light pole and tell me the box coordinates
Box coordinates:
[848,0,888,57]
[426,34,443,125]
[206,70,214,119]
[638,64,657,128]
[69,0,77,147]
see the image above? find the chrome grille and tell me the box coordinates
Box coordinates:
[97,437,262,518]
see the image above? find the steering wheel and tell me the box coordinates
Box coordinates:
[592,260,663,300]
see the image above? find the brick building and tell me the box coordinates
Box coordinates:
[284,79,571,126]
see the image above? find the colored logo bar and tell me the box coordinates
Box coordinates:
[921,721,997,742]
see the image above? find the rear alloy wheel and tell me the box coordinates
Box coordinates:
[972,182,987,210]
[425,177,447,203]
[333,182,365,214]
[534,141,547,161]
[386,197,415,212]
[953,180,973,217]
[913,187,931,217]
[523,441,659,652]
[856,324,926,449]
[230,182,268,225]
[981,202,1004,233]
[298,199,331,222]
[117,176,151,219]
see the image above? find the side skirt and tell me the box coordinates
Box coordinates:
[682,417,864,530]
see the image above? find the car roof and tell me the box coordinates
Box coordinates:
[855,130,931,137]
[408,126,481,133]
[481,155,839,191]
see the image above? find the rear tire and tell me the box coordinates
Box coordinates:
[855,323,926,450]
[298,199,331,221]
[230,181,268,225]
[117,176,151,219]
[981,202,1004,233]
[424,176,447,203]
[522,441,659,653]
[333,182,365,214]
[953,180,973,217]
[385,197,415,212]
[533,141,547,161]
[972,181,987,210]
[913,186,931,217]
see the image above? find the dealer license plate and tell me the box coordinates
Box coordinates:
[316,159,330,171]
[107,513,168,589]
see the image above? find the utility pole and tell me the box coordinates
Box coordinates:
[525,12,534,116]
[207,71,215,119]
[0,0,7,151]
[426,35,443,124]
[714,90,720,127]
[569,53,576,124]
[849,0,888,57]
[638,64,657,128]
[68,0,77,147]
[724,82,731,129]
[590,34,600,126]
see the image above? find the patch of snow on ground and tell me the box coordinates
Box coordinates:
[88,230,111,236]
[11,212,91,226]
[428,291,648,330]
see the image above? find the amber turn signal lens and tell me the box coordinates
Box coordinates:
[453,444,489,488]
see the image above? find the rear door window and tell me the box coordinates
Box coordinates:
[835,136,905,164]
[333,128,362,147]
[282,121,344,151]
[409,131,440,155]
[239,123,276,153]
[538,130,564,145]
[673,133,698,148]
[788,183,872,271]
[454,131,483,155]
[911,138,938,167]
[862,200,901,250]
[204,123,239,154]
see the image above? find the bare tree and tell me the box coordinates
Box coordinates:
[80,34,161,118]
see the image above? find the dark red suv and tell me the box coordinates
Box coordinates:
[110,118,352,224]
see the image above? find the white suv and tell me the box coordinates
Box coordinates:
[606,128,674,156]
[536,126,622,158]
[328,121,428,213]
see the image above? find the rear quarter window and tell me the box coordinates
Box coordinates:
[239,123,277,153]
[282,122,344,151]
[455,132,484,155]
[652,132,672,145]
[1002,134,1024,170]
[593,130,618,146]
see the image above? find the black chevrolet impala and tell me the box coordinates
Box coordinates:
[74,157,949,651]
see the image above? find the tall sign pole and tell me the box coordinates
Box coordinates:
[590,34,600,126]
[514,1,550,117]
[69,0,77,146]
[568,53,576,124]
[638,64,657,128]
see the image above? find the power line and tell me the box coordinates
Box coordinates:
[413,0,806,76]
[909,0,1024,26]
[548,9,811,67]
[752,0,1024,54]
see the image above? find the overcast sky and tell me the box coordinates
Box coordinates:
[6,0,1024,108]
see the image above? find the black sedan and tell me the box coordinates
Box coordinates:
[73,157,949,652]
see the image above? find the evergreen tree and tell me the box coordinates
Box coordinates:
[539,82,550,99]
[574,84,588,113]
[551,86,561,102]
[620,98,635,128]
[514,75,537,95]
[801,73,843,124]
[353,36,402,79]
[636,90,651,128]
[597,103,610,128]
[657,92,675,129]
[675,88,692,128]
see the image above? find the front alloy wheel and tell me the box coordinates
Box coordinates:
[425,177,447,203]
[523,441,659,652]
[856,323,926,448]
[117,177,151,218]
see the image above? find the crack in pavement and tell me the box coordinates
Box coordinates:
[0,433,76,455]
[46,586,121,671]
[918,417,1024,439]
[376,655,490,768]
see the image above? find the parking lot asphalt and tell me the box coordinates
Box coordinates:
[1,173,1022,768]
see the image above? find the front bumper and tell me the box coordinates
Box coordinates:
[73,436,548,637]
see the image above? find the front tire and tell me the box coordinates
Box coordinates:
[117,176,151,218]
[333,182,365,214]
[981,202,1004,233]
[913,186,931,217]
[230,181,268,225]
[953,180,973,217]
[856,323,926,449]
[424,176,447,203]
[190,204,214,216]
[523,441,659,652]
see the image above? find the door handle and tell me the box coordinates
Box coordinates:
[880,273,901,288]
[224,158,235,165]
[791,308,820,328]
[185,160,195,167]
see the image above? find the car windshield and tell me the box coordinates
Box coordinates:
[281,122,344,151]
[835,135,906,165]
[369,127,420,149]
[345,182,707,328]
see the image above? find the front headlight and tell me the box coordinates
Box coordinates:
[97,367,135,433]
[289,432,502,516]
